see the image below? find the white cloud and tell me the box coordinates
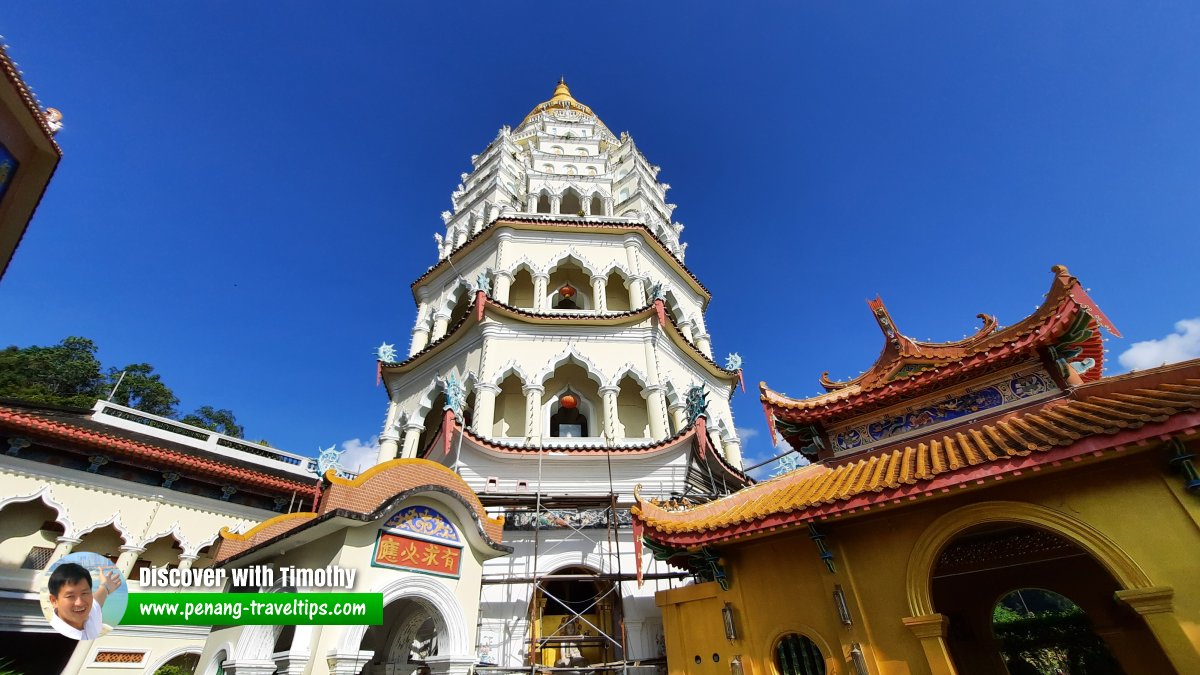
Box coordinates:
[736,426,759,441]
[337,437,380,474]
[1118,318,1200,371]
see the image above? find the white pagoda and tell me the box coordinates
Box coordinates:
[375,80,748,672]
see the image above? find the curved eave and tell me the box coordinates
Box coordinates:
[762,267,1117,421]
[410,217,711,304]
[380,297,739,389]
[423,415,750,485]
[643,363,1200,548]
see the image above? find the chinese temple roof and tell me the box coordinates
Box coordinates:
[0,42,62,154]
[761,265,1120,426]
[215,458,508,563]
[635,361,1200,548]
[0,399,314,495]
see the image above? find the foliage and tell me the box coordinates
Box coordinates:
[106,363,180,416]
[0,337,247,438]
[153,667,191,675]
[0,658,21,675]
[180,405,245,438]
[993,592,1122,675]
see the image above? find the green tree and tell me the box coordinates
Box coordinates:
[0,336,106,407]
[105,363,180,417]
[180,405,244,438]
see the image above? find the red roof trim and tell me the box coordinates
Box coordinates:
[0,407,313,494]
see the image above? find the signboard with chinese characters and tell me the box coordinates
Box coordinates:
[373,531,462,578]
[0,141,18,203]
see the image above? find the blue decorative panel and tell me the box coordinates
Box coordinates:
[383,505,460,543]
[831,366,1057,454]
[0,142,18,203]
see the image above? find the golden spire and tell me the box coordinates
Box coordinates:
[522,77,597,124]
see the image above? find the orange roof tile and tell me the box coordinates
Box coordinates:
[636,364,1200,546]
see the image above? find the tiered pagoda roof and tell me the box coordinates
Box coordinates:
[761,265,1120,448]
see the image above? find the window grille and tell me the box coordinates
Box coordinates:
[776,634,825,675]
[21,546,54,570]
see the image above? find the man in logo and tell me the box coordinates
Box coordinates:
[47,562,122,640]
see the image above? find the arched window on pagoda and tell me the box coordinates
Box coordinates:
[605,270,631,311]
[615,376,650,440]
[446,285,472,329]
[547,260,592,310]
[537,193,553,213]
[509,268,536,309]
[589,194,603,214]
[560,189,582,215]
[541,363,601,439]
[549,392,589,438]
[493,374,526,438]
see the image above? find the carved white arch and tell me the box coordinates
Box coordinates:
[147,645,204,674]
[607,363,652,390]
[488,360,530,388]
[438,278,475,315]
[545,246,600,277]
[599,261,633,279]
[234,622,279,662]
[508,255,545,278]
[75,512,133,545]
[0,485,73,536]
[535,346,609,387]
[338,574,469,656]
[186,529,226,558]
[138,520,188,551]
[663,381,683,408]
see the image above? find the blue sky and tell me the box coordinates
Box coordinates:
[1,3,1198,474]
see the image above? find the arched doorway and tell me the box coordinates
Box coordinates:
[528,566,624,668]
[930,523,1171,674]
[360,596,447,675]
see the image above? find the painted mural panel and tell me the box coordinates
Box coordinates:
[831,365,1057,454]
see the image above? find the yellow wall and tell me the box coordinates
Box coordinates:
[656,449,1200,675]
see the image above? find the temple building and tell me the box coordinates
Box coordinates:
[368,79,750,674]
[0,399,319,674]
[636,266,1200,675]
[0,40,61,280]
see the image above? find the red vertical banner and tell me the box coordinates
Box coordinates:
[376,360,383,387]
[764,403,778,447]
[632,517,645,588]
[475,290,486,322]
[695,415,708,460]
[737,369,745,393]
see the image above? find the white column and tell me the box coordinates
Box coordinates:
[533,274,549,312]
[599,386,621,441]
[493,270,513,304]
[176,554,199,573]
[695,333,713,358]
[582,198,592,216]
[723,436,744,470]
[550,195,562,214]
[628,275,647,307]
[48,536,81,566]
[377,430,400,464]
[604,197,614,215]
[527,194,538,211]
[430,312,451,341]
[401,422,425,459]
[678,320,694,342]
[523,385,544,442]
[409,324,431,356]
[591,275,607,312]
[116,545,145,578]
[474,383,500,435]
[644,385,668,440]
[668,403,686,435]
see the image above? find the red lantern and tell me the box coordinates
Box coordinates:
[558,284,577,298]
[560,394,578,409]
